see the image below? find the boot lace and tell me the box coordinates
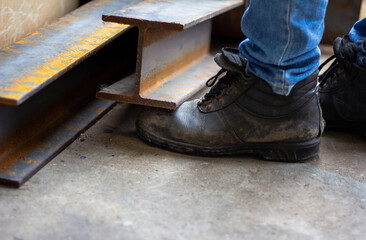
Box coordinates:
[201,69,237,102]
[318,55,341,87]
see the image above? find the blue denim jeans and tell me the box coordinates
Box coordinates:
[239,0,365,96]
[350,19,366,66]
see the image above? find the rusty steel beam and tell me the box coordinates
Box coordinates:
[0,0,135,106]
[98,21,220,109]
[0,0,145,187]
[0,25,138,188]
[0,0,242,186]
[97,0,243,109]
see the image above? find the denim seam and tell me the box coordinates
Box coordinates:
[361,40,366,52]
[279,0,292,95]
[356,40,366,66]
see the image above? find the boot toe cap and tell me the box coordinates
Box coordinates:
[136,99,236,147]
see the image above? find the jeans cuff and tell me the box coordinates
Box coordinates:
[356,40,366,67]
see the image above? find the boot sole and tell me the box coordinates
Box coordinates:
[136,124,320,162]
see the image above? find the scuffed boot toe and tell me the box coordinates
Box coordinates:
[136,100,241,155]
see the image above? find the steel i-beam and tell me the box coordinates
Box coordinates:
[97,0,243,109]
[0,0,138,187]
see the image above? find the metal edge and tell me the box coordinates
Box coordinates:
[102,15,184,31]
[102,0,243,30]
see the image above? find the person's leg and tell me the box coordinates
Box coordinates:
[318,18,366,136]
[239,0,328,96]
[136,0,327,161]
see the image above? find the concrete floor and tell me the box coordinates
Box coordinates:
[1,45,366,239]
[1,104,366,239]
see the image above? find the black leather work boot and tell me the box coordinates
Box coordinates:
[318,35,366,137]
[136,48,324,161]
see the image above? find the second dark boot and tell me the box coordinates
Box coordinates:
[318,35,366,136]
[136,48,324,161]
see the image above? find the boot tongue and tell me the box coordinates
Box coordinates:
[334,35,358,64]
[214,48,247,74]
[200,48,247,103]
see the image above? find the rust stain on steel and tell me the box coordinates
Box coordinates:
[95,108,107,114]
[142,27,180,47]
[26,159,39,165]
[6,169,17,177]
[138,20,211,96]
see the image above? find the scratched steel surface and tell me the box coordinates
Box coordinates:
[0,0,135,106]
[103,0,243,30]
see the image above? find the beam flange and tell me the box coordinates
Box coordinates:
[97,0,242,109]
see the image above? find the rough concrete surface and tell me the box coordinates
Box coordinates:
[1,102,365,240]
[1,44,366,239]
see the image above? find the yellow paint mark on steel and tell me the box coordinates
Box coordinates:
[25,159,39,165]
[1,46,23,54]
[14,39,30,45]
[0,22,129,102]
[95,107,106,114]
[94,0,114,6]
[136,0,172,4]
[63,124,75,131]
[5,169,17,177]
